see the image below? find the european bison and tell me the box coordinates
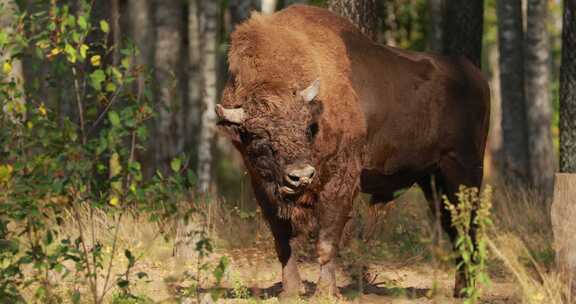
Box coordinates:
[216,4,490,298]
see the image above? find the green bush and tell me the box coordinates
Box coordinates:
[0,2,197,302]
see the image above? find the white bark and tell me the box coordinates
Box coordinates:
[154,0,183,172]
[497,0,531,183]
[261,0,277,14]
[128,0,152,98]
[488,40,502,176]
[197,1,220,193]
[185,0,202,153]
[525,0,555,196]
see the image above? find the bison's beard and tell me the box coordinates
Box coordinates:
[258,182,319,234]
[266,185,317,220]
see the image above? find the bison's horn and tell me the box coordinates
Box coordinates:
[299,78,321,102]
[216,104,246,124]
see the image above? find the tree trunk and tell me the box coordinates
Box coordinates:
[230,0,259,28]
[154,0,183,173]
[110,0,121,66]
[328,0,378,41]
[552,1,576,296]
[525,0,555,196]
[0,0,25,122]
[497,0,530,184]
[261,0,277,14]
[551,174,576,297]
[381,1,397,46]
[559,0,576,173]
[488,40,503,179]
[197,1,220,193]
[128,0,152,97]
[427,0,443,53]
[185,0,202,157]
[282,0,305,7]
[442,0,484,67]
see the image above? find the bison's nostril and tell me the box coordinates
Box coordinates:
[288,174,301,183]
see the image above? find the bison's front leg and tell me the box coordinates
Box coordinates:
[315,194,355,296]
[269,218,302,298]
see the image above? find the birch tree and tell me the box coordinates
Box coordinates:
[261,0,278,14]
[154,0,183,173]
[497,0,530,184]
[525,0,555,196]
[197,1,220,193]
[185,0,202,154]
[128,0,152,97]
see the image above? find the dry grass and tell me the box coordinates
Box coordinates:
[18,181,571,303]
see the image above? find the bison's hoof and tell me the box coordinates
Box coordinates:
[278,290,300,303]
[312,287,340,301]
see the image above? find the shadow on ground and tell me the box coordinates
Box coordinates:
[199,280,430,300]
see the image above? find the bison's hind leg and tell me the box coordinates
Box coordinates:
[417,156,483,298]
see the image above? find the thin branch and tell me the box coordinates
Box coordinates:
[87,85,124,135]
[71,201,98,304]
[72,67,86,145]
[100,212,124,300]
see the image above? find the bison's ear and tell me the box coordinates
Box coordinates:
[299,78,320,102]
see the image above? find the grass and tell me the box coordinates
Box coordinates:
[15,181,571,303]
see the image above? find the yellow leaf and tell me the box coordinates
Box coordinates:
[27,121,33,129]
[109,196,120,206]
[0,165,13,184]
[36,41,49,49]
[109,152,122,177]
[2,62,12,74]
[39,103,47,116]
[80,44,89,59]
[50,48,62,56]
[90,55,101,67]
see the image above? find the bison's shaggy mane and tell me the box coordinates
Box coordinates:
[224,4,368,155]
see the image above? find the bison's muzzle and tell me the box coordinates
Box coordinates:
[280,163,316,195]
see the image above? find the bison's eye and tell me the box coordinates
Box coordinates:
[307,122,319,141]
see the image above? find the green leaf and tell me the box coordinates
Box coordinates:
[105,82,117,93]
[108,111,121,128]
[100,20,110,33]
[77,16,89,30]
[0,30,8,46]
[64,43,77,63]
[70,290,81,304]
[170,158,181,173]
[89,69,106,91]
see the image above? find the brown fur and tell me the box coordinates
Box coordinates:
[218,5,490,298]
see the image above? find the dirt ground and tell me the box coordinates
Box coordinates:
[127,244,520,304]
